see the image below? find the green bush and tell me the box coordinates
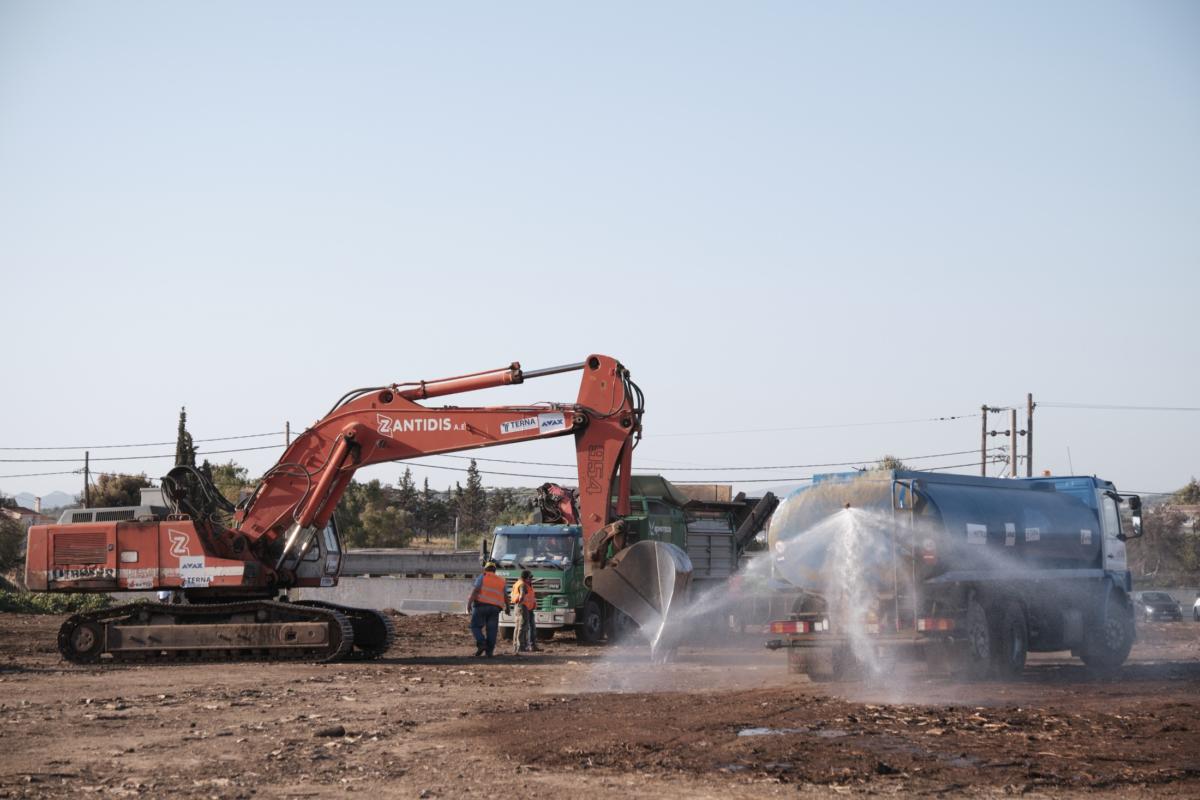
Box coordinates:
[0,590,112,614]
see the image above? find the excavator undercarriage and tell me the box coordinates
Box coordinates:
[57,599,395,664]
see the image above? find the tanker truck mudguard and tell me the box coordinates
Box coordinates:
[764,470,1143,681]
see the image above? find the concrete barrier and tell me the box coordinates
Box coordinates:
[294,576,472,615]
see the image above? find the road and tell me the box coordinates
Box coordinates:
[0,612,1197,798]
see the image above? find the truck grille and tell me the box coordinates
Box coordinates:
[504,577,562,594]
[53,532,109,565]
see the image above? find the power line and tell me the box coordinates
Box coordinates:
[0,469,84,479]
[1039,402,1200,412]
[405,456,1006,485]
[0,444,285,464]
[671,458,1005,484]
[432,447,1003,471]
[644,413,978,438]
[408,460,571,481]
[0,431,286,451]
[0,412,977,452]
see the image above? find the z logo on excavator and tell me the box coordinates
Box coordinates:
[168,529,191,557]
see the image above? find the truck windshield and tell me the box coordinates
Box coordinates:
[491,534,576,569]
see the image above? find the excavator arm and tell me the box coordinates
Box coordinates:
[167,354,646,590]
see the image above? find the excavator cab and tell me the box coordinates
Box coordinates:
[282,518,344,589]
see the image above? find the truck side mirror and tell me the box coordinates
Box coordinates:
[1127,496,1144,541]
[480,538,489,565]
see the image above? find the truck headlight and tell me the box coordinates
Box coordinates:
[553,596,569,606]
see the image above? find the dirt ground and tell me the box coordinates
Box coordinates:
[0,612,1197,799]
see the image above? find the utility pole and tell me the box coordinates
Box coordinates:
[1010,409,1019,478]
[285,421,291,446]
[1026,393,1035,477]
[980,405,989,476]
[83,451,91,508]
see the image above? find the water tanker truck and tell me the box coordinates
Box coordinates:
[765,469,1144,680]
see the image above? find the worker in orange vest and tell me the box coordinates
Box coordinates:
[510,570,541,654]
[468,561,509,657]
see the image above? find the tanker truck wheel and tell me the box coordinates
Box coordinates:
[992,600,1028,679]
[961,598,998,680]
[1081,594,1134,675]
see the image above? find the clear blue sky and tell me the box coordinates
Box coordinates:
[1,2,1197,502]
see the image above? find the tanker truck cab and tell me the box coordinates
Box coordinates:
[767,470,1144,681]
[488,525,587,640]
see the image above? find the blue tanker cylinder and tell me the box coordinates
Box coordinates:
[917,480,1104,575]
[767,472,1108,592]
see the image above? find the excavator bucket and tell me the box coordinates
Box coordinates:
[592,540,693,659]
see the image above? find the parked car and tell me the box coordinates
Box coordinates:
[1134,591,1183,622]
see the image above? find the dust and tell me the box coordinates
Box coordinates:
[569,553,791,694]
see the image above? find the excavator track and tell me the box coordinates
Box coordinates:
[57,600,354,665]
[293,601,396,659]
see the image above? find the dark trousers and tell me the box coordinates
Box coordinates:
[520,607,537,649]
[470,604,501,654]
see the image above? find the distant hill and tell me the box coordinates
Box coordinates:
[12,490,75,511]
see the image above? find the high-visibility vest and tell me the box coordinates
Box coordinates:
[476,572,506,608]
[511,580,536,611]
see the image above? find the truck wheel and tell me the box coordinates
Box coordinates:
[1081,593,1134,675]
[609,610,641,643]
[992,600,1028,679]
[501,627,514,642]
[536,628,555,642]
[808,645,858,682]
[575,598,605,644]
[962,598,997,680]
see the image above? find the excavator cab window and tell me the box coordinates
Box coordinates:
[323,522,341,555]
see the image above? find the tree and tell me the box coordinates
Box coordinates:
[450,481,463,532]
[489,487,516,518]
[396,468,419,516]
[207,460,254,504]
[0,494,24,572]
[875,455,909,471]
[359,505,412,548]
[418,478,450,542]
[1173,478,1200,505]
[79,473,152,508]
[175,407,196,467]
[486,487,529,528]
[1127,505,1199,580]
[457,460,488,539]
[335,479,385,548]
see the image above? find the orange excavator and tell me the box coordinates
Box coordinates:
[25,355,691,663]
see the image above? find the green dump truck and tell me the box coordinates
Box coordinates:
[487,476,777,643]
